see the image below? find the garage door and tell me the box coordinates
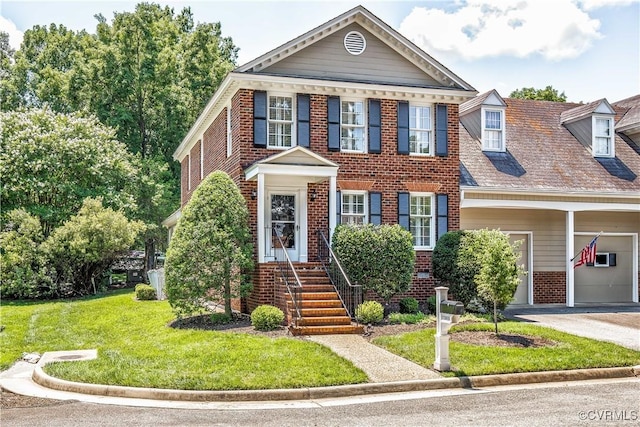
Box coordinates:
[574,235,633,303]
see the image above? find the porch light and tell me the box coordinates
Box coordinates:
[251,189,257,200]
[310,188,317,201]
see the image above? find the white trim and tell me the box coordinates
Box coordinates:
[574,232,639,304]
[462,187,640,199]
[592,115,615,158]
[257,174,265,262]
[409,192,436,250]
[344,30,366,55]
[199,140,203,180]
[461,197,639,212]
[566,211,575,307]
[481,107,505,152]
[226,104,232,158]
[173,72,475,162]
[187,154,191,191]
[329,176,337,239]
[503,231,534,305]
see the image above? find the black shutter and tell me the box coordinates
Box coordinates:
[398,192,409,230]
[297,94,310,148]
[368,99,381,154]
[369,192,382,225]
[609,253,616,267]
[327,96,340,151]
[397,101,409,154]
[435,104,448,156]
[253,90,267,148]
[336,190,341,225]
[437,194,448,240]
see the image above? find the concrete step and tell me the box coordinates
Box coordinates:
[288,300,344,309]
[289,324,365,336]
[297,316,352,326]
[299,307,348,317]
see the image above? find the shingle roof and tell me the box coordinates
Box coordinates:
[559,99,611,124]
[460,97,640,192]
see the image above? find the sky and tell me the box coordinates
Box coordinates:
[1,0,639,103]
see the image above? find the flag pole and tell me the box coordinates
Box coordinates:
[570,231,602,262]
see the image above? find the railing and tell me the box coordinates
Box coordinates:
[271,226,303,327]
[316,230,362,320]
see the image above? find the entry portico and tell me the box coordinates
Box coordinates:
[244,146,339,263]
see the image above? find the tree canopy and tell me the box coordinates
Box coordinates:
[509,85,567,102]
[0,108,139,235]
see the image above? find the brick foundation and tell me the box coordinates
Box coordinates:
[533,271,566,304]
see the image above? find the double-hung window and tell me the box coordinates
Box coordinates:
[268,94,294,148]
[341,100,365,152]
[482,108,505,151]
[593,116,613,157]
[341,192,367,224]
[410,193,434,249]
[409,105,432,155]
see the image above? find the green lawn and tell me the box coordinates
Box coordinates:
[0,289,367,390]
[374,321,640,377]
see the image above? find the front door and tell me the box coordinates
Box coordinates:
[270,193,299,261]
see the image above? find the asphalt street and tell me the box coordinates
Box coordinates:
[2,378,638,426]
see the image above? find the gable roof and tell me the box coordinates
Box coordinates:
[460,96,640,194]
[614,95,640,134]
[459,89,505,115]
[560,98,615,124]
[236,5,474,91]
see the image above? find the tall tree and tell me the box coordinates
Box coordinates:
[509,85,567,102]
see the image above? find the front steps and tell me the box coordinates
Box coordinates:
[285,265,363,336]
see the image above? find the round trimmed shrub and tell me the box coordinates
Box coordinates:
[355,300,384,324]
[251,305,285,331]
[135,284,156,300]
[399,297,419,314]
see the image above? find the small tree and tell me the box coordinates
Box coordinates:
[332,224,415,303]
[432,230,479,305]
[43,198,144,296]
[509,86,567,102]
[473,229,525,333]
[165,171,253,318]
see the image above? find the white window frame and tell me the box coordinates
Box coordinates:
[592,115,614,158]
[409,192,435,250]
[409,103,433,156]
[481,107,505,152]
[340,99,366,153]
[226,104,232,158]
[267,93,295,149]
[341,191,368,225]
[594,253,610,267]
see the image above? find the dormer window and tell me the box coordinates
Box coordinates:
[482,108,505,151]
[593,116,614,157]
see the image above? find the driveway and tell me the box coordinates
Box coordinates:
[504,305,640,351]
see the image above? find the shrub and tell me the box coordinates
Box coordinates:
[388,312,430,325]
[44,198,144,296]
[209,312,232,325]
[165,171,253,318]
[355,300,384,324]
[251,305,285,331]
[332,224,415,302]
[0,209,52,299]
[432,230,478,306]
[135,284,156,300]
[399,297,419,314]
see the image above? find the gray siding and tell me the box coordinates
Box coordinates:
[260,24,443,88]
[563,116,592,149]
[460,112,481,140]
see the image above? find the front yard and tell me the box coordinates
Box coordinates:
[1,289,638,390]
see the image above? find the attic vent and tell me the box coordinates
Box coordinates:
[344,31,366,55]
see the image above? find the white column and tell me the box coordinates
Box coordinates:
[257,173,265,263]
[328,176,337,239]
[566,210,575,307]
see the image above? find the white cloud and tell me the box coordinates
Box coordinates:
[0,16,24,50]
[399,0,603,62]
[576,0,638,11]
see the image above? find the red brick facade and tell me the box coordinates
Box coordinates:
[532,272,566,304]
[181,88,461,312]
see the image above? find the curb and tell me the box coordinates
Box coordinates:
[32,363,640,403]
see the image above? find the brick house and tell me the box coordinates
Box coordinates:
[164,6,639,328]
[164,6,477,332]
[459,91,640,306]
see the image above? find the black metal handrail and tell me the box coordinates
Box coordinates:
[271,226,303,327]
[316,230,362,320]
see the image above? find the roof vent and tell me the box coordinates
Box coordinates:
[344,31,366,55]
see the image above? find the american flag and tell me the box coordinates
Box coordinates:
[574,235,598,269]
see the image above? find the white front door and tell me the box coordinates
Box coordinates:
[270,192,299,261]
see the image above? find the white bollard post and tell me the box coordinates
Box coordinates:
[434,286,451,371]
